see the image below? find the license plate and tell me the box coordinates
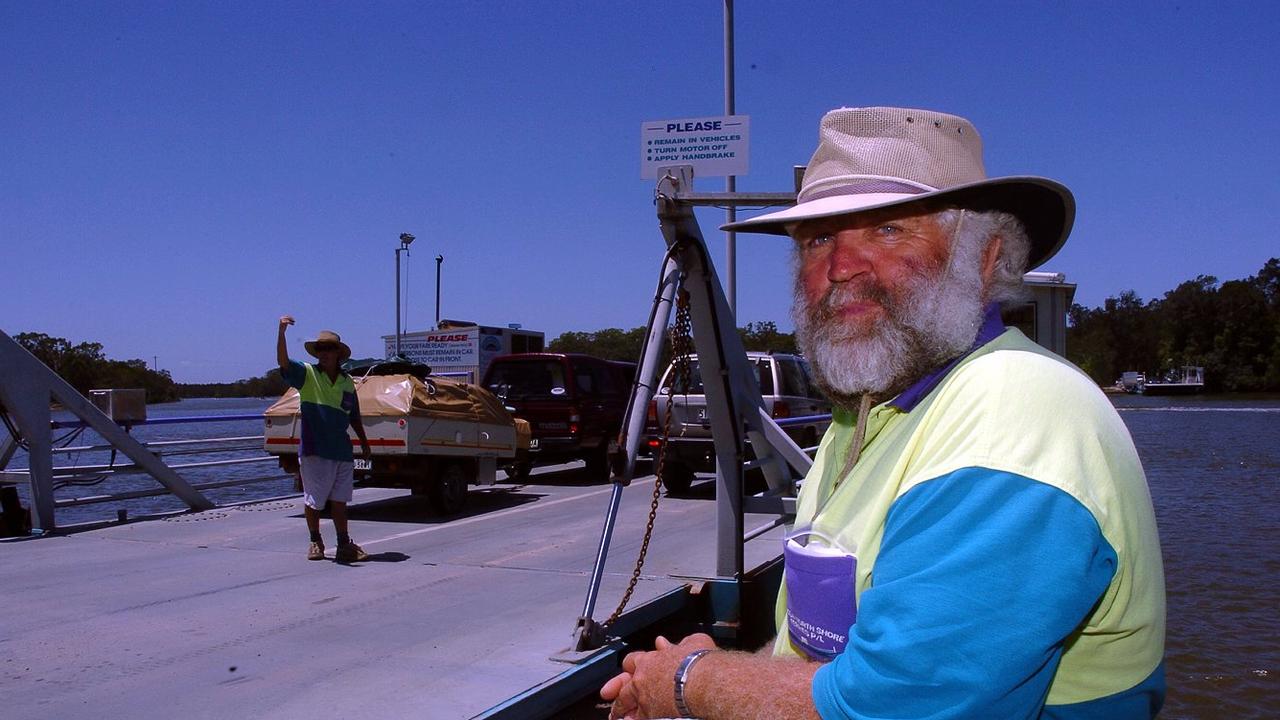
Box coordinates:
[529,439,540,450]
[354,458,372,471]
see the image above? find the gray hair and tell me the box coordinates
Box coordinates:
[940,208,1032,305]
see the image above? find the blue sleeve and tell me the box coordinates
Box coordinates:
[282,360,306,390]
[812,468,1117,720]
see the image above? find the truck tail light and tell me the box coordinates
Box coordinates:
[772,401,791,419]
[647,400,657,427]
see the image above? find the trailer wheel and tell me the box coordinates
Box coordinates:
[429,460,469,516]
[659,461,695,495]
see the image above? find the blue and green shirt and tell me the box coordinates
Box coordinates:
[282,360,360,461]
[776,306,1167,719]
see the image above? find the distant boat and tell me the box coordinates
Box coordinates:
[1138,366,1204,395]
[1117,371,1146,394]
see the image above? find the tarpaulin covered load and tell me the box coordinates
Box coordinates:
[265,374,515,427]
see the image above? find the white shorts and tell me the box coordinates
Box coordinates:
[298,455,355,509]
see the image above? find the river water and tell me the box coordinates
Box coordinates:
[5,394,1277,716]
[1110,393,1279,718]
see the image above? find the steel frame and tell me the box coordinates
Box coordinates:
[0,330,213,531]
[570,166,806,656]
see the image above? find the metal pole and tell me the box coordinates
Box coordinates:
[571,255,679,651]
[395,247,402,357]
[435,254,444,329]
[719,2,740,579]
[724,0,736,319]
[395,233,415,357]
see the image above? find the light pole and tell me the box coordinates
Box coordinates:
[395,233,415,357]
[724,0,737,318]
[435,254,444,329]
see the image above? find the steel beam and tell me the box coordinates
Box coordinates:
[0,330,213,530]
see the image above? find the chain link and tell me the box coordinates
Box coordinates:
[604,288,694,627]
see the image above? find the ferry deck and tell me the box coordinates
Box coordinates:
[1,465,788,719]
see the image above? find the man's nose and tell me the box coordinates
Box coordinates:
[827,236,873,283]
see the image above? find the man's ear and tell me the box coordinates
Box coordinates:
[981,235,1004,288]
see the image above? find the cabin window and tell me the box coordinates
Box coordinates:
[1002,302,1038,343]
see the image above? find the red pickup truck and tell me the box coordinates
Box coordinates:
[482,353,634,481]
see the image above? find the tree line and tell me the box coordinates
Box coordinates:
[1065,258,1280,392]
[11,332,289,403]
[12,257,1279,400]
[174,371,289,399]
[13,333,183,403]
[547,321,798,363]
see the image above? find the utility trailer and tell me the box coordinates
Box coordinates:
[263,368,529,515]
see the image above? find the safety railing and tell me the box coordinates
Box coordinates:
[3,414,289,512]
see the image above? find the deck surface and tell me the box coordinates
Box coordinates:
[0,464,786,719]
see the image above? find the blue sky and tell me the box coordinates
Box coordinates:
[3,1,1277,383]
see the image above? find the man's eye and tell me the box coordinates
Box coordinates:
[803,234,833,250]
[876,224,903,236]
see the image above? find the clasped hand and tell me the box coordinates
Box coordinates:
[600,633,716,720]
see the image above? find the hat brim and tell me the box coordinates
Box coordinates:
[305,341,352,361]
[722,176,1074,270]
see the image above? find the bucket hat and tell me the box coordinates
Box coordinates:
[304,330,352,361]
[723,106,1074,269]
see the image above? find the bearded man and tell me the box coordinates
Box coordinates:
[601,107,1166,719]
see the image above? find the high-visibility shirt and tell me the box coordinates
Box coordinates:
[282,360,360,461]
[775,316,1166,719]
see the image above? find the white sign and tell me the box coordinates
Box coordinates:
[641,115,749,179]
[386,328,479,367]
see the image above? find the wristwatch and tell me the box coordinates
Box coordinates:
[673,648,711,717]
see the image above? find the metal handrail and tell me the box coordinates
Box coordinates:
[49,413,266,430]
[50,435,264,454]
[54,472,290,508]
[774,412,832,427]
[12,431,274,474]
[7,410,293,521]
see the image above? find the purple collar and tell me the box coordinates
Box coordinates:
[888,304,1007,413]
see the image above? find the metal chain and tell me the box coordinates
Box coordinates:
[605,288,694,627]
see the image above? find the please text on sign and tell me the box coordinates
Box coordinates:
[641,115,749,179]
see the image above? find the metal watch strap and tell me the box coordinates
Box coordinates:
[673,648,711,718]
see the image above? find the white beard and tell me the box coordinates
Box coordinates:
[793,241,987,407]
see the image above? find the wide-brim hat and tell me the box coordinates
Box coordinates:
[723,106,1075,270]
[304,330,352,361]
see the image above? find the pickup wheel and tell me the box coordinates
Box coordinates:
[583,442,610,481]
[504,461,532,481]
[428,460,469,516]
[659,461,695,495]
[504,448,532,481]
